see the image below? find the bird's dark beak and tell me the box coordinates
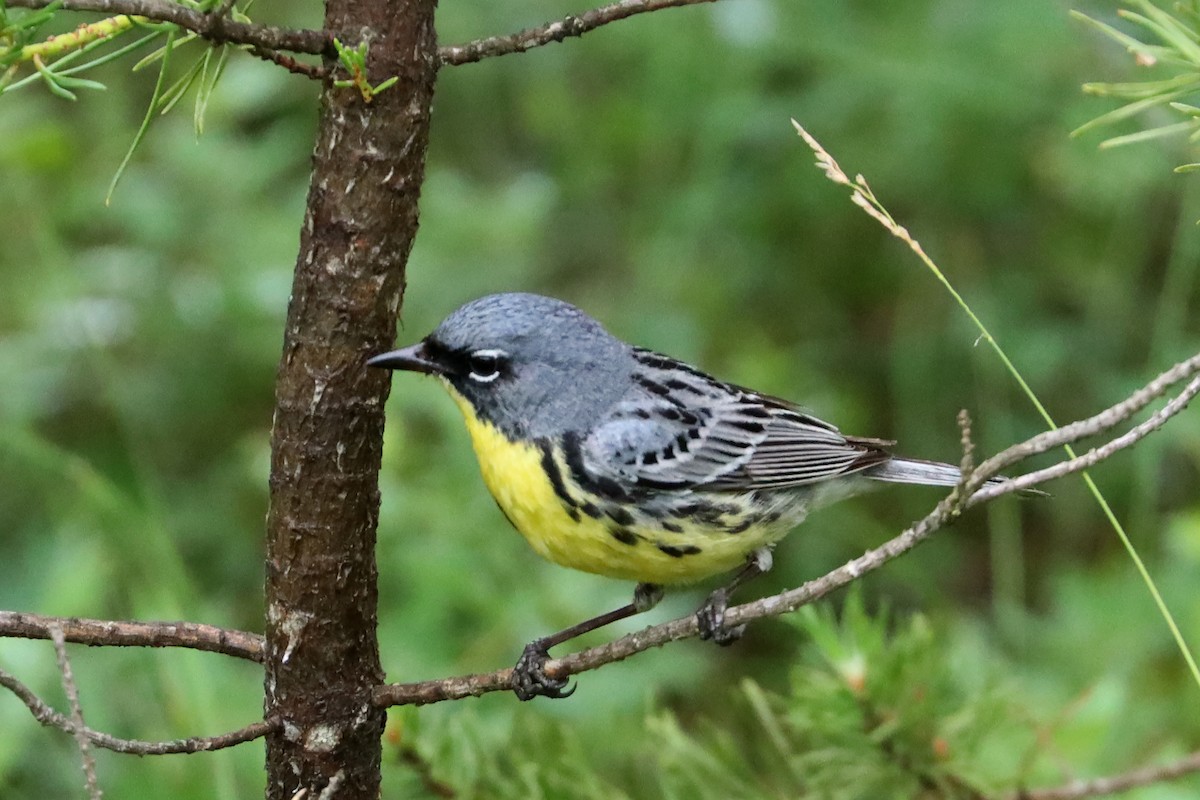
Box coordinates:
[367,342,443,375]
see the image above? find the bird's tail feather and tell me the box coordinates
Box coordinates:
[864,456,1006,489]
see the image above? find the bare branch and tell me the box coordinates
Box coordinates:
[4,0,332,56]
[7,0,725,74]
[374,351,1200,707]
[968,352,1200,493]
[0,664,275,754]
[1011,749,1200,799]
[50,626,102,800]
[0,611,264,662]
[438,0,720,67]
[971,374,1200,504]
[247,46,328,80]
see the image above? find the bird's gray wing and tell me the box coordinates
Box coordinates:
[575,349,889,494]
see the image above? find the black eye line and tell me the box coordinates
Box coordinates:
[423,337,509,383]
[422,337,471,377]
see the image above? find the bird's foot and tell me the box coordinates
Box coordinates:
[695,588,746,646]
[511,640,575,701]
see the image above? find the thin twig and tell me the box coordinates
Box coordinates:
[372,351,1200,707]
[50,626,102,800]
[8,0,722,74]
[972,375,1200,504]
[970,355,1200,489]
[0,611,264,662]
[437,0,721,66]
[1011,749,1200,799]
[0,664,275,754]
[4,0,332,56]
[247,46,327,80]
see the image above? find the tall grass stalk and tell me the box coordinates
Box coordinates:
[792,119,1200,692]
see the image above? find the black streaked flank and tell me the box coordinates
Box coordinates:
[670,500,742,525]
[610,528,639,546]
[604,506,635,526]
[657,543,702,558]
[670,502,699,518]
[725,519,754,534]
[580,502,603,519]
[661,521,684,533]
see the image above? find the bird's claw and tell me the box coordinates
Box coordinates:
[696,589,746,646]
[512,641,575,701]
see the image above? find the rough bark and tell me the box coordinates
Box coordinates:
[262,0,438,797]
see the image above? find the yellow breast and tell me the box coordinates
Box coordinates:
[442,382,782,585]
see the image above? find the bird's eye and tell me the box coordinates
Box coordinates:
[467,349,506,383]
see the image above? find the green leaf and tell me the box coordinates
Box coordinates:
[1071,86,1196,137]
[194,44,230,135]
[1127,0,1200,61]
[107,29,176,204]
[53,73,106,92]
[157,54,205,115]
[1,0,63,37]
[1071,9,1160,57]
[1083,72,1200,100]
[1169,101,1200,116]
[133,30,197,71]
[0,31,162,95]
[1099,119,1194,148]
[32,55,78,100]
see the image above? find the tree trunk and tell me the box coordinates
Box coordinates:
[262,0,438,796]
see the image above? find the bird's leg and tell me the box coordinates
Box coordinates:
[512,582,663,701]
[696,547,774,646]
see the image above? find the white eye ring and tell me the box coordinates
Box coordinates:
[468,349,507,383]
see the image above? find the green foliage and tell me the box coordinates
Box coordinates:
[646,600,1018,800]
[1074,0,1200,167]
[1,1,267,199]
[2,0,1200,797]
[332,37,398,102]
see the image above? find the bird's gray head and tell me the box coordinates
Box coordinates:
[369,293,635,439]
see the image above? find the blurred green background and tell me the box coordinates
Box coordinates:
[3,0,1200,796]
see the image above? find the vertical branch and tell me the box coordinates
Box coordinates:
[262,0,437,797]
[50,626,102,800]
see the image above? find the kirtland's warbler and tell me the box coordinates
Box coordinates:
[370,293,1005,700]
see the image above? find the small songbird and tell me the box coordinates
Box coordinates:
[370,293,1002,700]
